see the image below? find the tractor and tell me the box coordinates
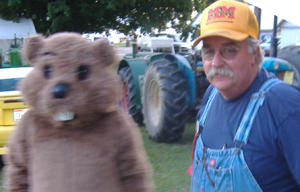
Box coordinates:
[117,37,300,143]
[0,36,24,68]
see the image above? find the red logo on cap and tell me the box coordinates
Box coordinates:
[207,6,236,24]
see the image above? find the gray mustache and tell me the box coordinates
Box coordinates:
[207,68,234,81]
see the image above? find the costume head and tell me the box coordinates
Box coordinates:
[193,0,259,46]
[20,32,119,127]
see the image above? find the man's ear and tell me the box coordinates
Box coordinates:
[92,39,115,67]
[22,34,45,66]
[251,45,260,66]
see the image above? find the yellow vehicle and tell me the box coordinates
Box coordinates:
[0,67,32,155]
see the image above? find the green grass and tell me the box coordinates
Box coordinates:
[114,43,127,47]
[141,119,195,191]
[0,120,196,192]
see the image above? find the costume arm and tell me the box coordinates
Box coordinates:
[117,121,154,192]
[278,112,300,186]
[3,119,30,192]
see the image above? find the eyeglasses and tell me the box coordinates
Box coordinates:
[201,45,241,61]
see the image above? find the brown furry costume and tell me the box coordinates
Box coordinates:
[3,32,153,192]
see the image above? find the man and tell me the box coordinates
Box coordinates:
[190,0,300,191]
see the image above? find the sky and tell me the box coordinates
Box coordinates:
[245,0,299,28]
[248,5,280,30]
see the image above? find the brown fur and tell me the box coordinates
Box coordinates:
[3,32,153,192]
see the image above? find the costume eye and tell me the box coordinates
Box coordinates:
[44,65,52,79]
[43,52,53,55]
[78,65,89,81]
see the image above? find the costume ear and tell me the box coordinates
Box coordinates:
[92,39,115,67]
[22,34,45,66]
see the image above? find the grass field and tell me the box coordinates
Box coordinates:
[0,119,196,192]
[114,43,127,47]
[141,119,195,192]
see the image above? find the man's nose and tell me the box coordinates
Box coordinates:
[211,51,224,67]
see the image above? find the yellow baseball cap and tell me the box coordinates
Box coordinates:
[193,0,258,46]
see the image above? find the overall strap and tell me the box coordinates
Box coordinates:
[234,78,281,144]
[199,87,218,127]
[188,88,218,176]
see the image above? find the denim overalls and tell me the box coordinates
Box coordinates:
[191,78,280,192]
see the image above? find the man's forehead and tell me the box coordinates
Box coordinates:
[202,36,242,47]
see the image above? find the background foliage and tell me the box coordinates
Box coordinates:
[0,0,248,41]
[0,0,218,40]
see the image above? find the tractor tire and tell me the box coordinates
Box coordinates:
[142,58,188,143]
[118,67,144,125]
[278,45,300,73]
[193,71,210,114]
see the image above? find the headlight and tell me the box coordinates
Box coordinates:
[274,62,279,70]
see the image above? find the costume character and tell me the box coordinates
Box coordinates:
[3,32,153,192]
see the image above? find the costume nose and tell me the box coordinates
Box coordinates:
[52,84,69,99]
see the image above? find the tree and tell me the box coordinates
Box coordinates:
[176,0,216,41]
[1,0,245,41]
[0,0,195,36]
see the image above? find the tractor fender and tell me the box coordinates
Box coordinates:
[262,56,300,86]
[262,57,292,71]
[164,54,195,108]
[118,58,148,111]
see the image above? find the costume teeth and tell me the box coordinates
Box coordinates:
[53,110,75,121]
